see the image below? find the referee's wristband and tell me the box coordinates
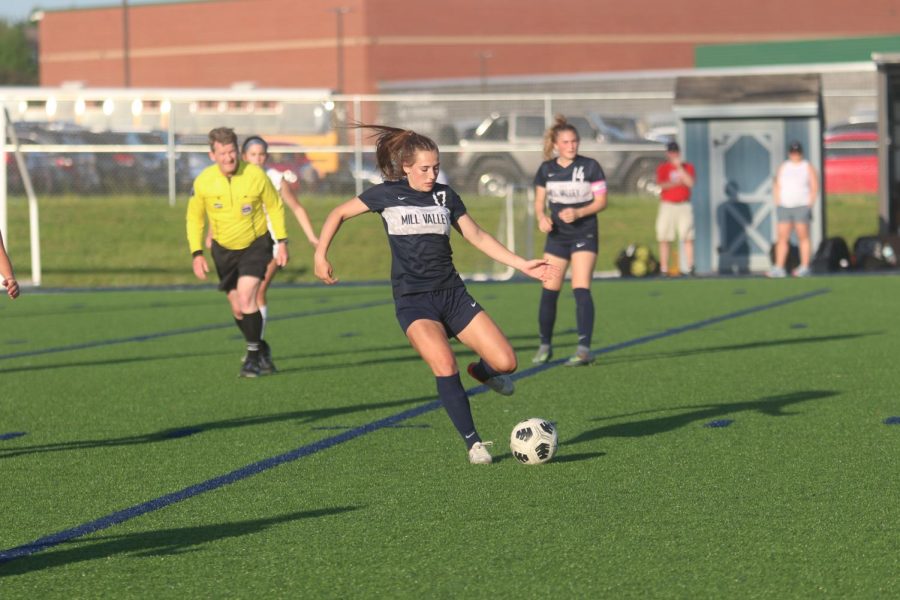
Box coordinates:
[277,238,288,244]
[192,250,203,258]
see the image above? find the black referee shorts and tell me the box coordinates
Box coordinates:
[211,235,274,292]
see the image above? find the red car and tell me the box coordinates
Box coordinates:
[823,130,878,195]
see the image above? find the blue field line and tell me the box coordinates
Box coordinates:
[0,287,829,565]
[511,287,831,379]
[0,299,393,362]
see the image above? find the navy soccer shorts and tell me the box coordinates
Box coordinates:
[394,286,483,337]
[543,235,598,260]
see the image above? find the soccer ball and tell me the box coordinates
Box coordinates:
[509,418,558,465]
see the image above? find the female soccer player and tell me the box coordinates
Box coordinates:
[314,125,556,464]
[240,136,319,338]
[0,230,19,300]
[532,115,607,366]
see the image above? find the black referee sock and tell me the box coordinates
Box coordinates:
[538,288,560,346]
[573,288,594,349]
[436,373,481,449]
[239,311,263,358]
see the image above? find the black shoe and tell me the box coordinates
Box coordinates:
[258,353,277,375]
[239,356,261,378]
[258,340,276,374]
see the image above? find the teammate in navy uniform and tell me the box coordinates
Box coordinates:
[314,125,556,464]
[532,115,608,366]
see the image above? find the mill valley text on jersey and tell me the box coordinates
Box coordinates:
[359,181,467,297]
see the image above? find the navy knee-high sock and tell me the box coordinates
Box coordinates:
[573,288,594,349]
[469,358,502,382]
[539,288,560,345]
[436,373,481,449]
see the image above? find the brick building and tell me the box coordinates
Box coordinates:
[37,0,900,92]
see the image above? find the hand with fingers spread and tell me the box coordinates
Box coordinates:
[520,259,559,283]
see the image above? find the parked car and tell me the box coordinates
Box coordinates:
[91,130,171,194]
[589,114,645,142]
[451,112,665,197]
[5,133,59,194]
[12,122,101,194]
[823,128,878,195]
[319,153,381,195]
[174,134,214,193]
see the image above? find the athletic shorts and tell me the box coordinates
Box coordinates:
[776,205,812,224]
[211,234,274,292]
[656,202,695,242]
[544,235,598,260]
[394,286,483,337]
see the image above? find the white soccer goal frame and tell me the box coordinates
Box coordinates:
[0,106,42,287]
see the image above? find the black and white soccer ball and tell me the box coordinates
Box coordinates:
[509,418,558,465]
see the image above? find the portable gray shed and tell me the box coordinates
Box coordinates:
[874,53,900,235]
[674,74,824,274]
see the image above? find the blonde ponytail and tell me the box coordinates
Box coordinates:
[543,115,579,161]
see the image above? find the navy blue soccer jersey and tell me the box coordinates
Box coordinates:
[358,180,466,297]
[533,155,606,241]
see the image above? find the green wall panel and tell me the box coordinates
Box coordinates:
[696,35,900,67]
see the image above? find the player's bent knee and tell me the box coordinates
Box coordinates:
[492,352,518,374]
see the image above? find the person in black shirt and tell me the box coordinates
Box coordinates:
[532,115,608,366]
[315,125,556,464]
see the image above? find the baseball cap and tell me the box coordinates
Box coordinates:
[788,141,803,153]
[666,141,680,152]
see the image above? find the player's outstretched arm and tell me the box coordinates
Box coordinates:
[455,214,558,283]
[314,197,369,284]
[280,181,319,247]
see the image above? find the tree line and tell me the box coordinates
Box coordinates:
[0,19,38,85]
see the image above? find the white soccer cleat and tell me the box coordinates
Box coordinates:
[468,441,493,464]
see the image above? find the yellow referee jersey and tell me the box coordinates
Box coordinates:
[186,161,288,254]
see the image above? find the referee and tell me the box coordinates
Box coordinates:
[186,127,289,378]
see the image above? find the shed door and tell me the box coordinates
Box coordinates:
[709,120,784,273]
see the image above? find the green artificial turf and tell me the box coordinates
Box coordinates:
[4,192,879,288]
[1,275,899,597]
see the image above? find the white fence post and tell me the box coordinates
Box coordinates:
[4,107,42,286]
[0,104,6,245]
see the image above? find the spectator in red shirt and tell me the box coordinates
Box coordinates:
[655,141,695,276]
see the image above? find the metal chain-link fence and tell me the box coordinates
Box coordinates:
[0,64,878,205]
